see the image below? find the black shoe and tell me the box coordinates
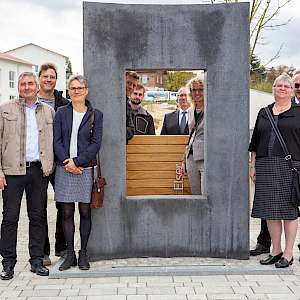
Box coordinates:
[59,250,77,271]
[43,255,51,266]
[250,243,270,256]
[30,264,49,276]
[275,257,293,268]
[78,250,90,270]
[55,250,66,257]
[260,252,283,265]
[0,267,14,280]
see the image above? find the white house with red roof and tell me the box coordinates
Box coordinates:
[5,43,67,96]
[0,52,33,103]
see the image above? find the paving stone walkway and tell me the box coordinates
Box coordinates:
[1,190,300,299]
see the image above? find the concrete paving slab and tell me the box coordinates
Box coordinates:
[49,257,292,279]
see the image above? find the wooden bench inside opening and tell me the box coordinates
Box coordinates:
[127,135,191,196]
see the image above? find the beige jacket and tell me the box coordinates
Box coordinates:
[0,99,55,177]
[185,109,204,161]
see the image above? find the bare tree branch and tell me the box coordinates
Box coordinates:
[264,44,284,66]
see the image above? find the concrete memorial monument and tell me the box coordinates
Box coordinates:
[83,2,249,260]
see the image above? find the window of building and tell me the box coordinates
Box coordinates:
[9,95,16,100]
[9,71,15,88]
[33,65,39,73]
[141,74,148,84]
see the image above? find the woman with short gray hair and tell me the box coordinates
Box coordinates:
[54,75,103,271]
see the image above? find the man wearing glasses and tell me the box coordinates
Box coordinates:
[161,86,190,135]
[130,84,155,135]
[38,63,69,266]
[292,70,300,105]
[0,72,54,279]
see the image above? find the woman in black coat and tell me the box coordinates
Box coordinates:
[249,73,300,268]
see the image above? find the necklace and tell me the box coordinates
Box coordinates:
[273,103,291,113]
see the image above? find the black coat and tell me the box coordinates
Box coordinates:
[249,103,300,160]
[53,89,69,111]
[160,109,189,135]
[54,100,103,167]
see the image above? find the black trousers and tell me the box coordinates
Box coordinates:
[43,172,66,255]
[0,166,48,268]
[257,219,271,248]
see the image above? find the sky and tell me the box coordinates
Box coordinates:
[0,0,299,74]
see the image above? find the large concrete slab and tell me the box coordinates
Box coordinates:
[83,2,249,260]
[50,257,292,279]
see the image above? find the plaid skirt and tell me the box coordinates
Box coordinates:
[54,166,93,203]
[251,156,300,220]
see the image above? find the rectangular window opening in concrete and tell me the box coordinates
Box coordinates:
[126,69,206,197]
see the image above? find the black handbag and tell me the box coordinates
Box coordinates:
[264,107,300,207]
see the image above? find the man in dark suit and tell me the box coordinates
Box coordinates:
[291,70,300,258]
[160,87,190,135]
[292,70,300,106]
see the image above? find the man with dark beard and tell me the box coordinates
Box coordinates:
[130,84,155,135]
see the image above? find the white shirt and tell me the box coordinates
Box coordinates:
[178,108,189,126]
[26,102,40,162]
[70,110,86,158]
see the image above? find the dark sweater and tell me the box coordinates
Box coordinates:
[249,103,300,160]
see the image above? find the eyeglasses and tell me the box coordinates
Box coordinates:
[178,94,187,97]
[274,84,292,89]
[133,92,143,97]
[41,75,56,80]
[295,83,300,89]
[191,88,203,93]
[69,87,86,92]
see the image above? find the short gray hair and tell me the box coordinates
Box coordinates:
[273,73,293,88]
[18,72,39,86]
[68,74,88,89]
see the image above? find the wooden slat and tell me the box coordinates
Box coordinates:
[128,170,181,180]
[127,153,183,162]
[127,162,180,171]
[127,187,192,196]
[127,179,190,188]
[127,144,186,154]
[128,135,189,145]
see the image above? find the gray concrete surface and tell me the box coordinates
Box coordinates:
[83,2,250,260]
[1,192,300,299]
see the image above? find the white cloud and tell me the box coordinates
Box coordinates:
[0,0,299,73]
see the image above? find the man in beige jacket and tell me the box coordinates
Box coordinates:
[0,72,54,280]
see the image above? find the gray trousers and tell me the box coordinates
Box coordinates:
[186,155,204,195]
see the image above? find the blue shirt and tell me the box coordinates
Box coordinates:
[26,102,40,162]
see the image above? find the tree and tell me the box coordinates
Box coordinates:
[65,57,73,79]
[250,53,266,79]
[209,0,292,63]
[165,71,195,91]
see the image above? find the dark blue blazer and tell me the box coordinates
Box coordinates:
[54,100,103,167]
